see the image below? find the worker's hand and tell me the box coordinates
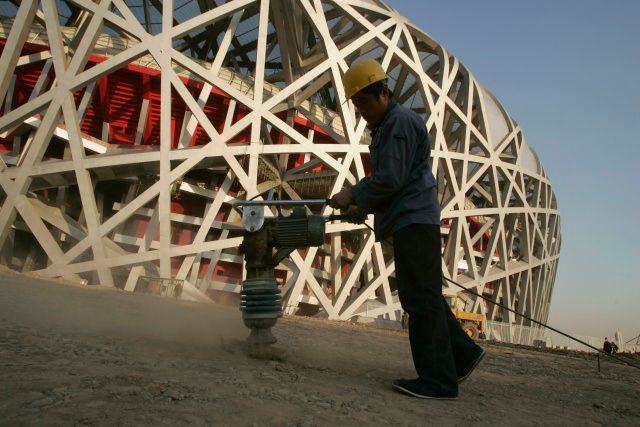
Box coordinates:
[343,205,366,224]
[330,187,353,210]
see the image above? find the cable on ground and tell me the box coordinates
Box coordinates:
[353,221,640,371]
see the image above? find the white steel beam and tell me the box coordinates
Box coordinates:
[0,0,560,332]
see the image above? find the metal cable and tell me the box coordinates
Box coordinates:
[249,198,639,370]
[353,221,640,371]
[441,274,640,370]
[625,334,640,345]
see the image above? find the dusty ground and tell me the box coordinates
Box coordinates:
[0,270,639,426]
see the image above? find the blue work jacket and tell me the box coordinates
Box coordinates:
[351,101,440,241]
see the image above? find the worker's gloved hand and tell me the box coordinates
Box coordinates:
[330,187,353,210]
[342,205,366,224]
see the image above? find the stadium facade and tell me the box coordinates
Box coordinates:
[0,0,560,330]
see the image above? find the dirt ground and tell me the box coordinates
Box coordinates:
[0,270,639,426]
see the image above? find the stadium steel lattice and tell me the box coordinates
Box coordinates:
[0,0,560,331]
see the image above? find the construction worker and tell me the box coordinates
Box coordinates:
[330,58,485,400]
[611,341,619,355]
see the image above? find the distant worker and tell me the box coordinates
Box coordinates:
[603,337,612,354]
[330,59,485,400]
[611,341,619,355]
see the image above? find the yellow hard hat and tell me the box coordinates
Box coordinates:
[342,58,388,100]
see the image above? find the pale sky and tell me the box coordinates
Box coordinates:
[388,0,640,343]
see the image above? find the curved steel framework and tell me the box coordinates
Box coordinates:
[0,0,560,329]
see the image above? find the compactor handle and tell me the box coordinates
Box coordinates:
[232,199,330,207]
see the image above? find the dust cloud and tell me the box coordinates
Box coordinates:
[1,268,638,426]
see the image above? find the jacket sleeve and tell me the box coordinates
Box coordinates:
[350,116,417,214]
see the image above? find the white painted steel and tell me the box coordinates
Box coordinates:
[0,1,560,329]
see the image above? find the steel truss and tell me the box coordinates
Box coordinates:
[0,0,560,328]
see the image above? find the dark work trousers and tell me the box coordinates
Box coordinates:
[393,223,479,394]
